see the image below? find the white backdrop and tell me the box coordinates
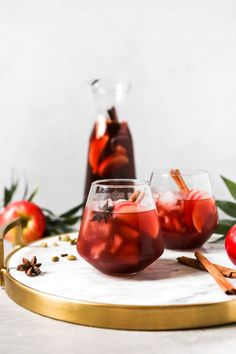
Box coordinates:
[0,0,236,212]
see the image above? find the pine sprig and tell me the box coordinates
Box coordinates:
[215,175,236,241]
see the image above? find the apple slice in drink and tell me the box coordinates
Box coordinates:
[137,210,160,239]
[117,242,139,266]
[192,198,217,233]
[90,241,106,259]
[113,201,139,230]
[97,154,129,176]
[110,234,123,254]
[184,189,214,232]
[89,135,109,173]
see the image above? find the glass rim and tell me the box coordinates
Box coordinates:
[151,169,209,177]
[90,78,132,94]
[92,179,150,188]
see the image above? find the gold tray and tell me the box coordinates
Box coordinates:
[1,219,236,331]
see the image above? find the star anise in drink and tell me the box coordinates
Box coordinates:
[17,256,41,277]
[91,200,114,223]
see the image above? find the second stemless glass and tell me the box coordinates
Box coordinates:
[77,179,164,275]
[150,169,219,250]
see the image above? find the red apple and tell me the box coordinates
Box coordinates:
[0,201,46,244]
[225,225,236,266]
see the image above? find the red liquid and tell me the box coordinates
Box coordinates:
[84,119,136,199]
[77,207,164,275]
[155,190,218,249]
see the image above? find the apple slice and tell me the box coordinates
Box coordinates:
[89,135,109,173]
[186,189,210,201]
[192,199,217,233]
[90,241,106,259]
[110,234,123,254]
[114,201,139,230]
[138,210,160,239]
[114,201,138,214]
[117,242,139,266]
[97,154,129,176]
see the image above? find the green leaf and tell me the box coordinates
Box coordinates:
[221,175,236,200]
[215,219,236,235]
[22,181,29,200]
[42,208,56,216]
[27,187,39,202]
[3,180,18,206]
[216,200,236,218]
[59,201,85,218]
[64,216,81,225]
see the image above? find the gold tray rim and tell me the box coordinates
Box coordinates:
[3,237,236,330]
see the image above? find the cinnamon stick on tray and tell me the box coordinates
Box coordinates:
[195,251,236,296]
[177,256,236,279]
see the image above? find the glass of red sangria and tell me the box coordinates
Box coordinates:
[150,169,218,250]
[77,179,164,275]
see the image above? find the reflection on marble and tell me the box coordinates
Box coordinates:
[8,234,236,306]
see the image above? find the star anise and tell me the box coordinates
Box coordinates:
[17,256,41,277]
[91,200,114,223]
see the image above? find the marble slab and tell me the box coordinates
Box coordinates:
[7,234,236,306]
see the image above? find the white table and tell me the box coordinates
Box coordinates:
[1,287,236,354]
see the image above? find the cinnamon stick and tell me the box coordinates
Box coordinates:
[177,256,236,279]
[129,190,145,203]
[195,251,236,295]
[129,190,140,202]
[107,106,118,122]
[170,169,189,193]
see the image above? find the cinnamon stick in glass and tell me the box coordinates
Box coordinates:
[195,251,236,295]
[170,169,189,193]
[177,256,236,279]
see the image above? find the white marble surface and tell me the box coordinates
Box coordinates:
[7,234,236,306]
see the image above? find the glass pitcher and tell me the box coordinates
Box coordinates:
[84,79,136,199]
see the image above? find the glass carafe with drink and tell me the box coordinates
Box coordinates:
[84,79,136,199]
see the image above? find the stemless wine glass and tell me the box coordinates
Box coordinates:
[150,169,219,250]
[77,179,164,275]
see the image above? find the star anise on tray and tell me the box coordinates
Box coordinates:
[91,200,114,223]
[17,256,41,277]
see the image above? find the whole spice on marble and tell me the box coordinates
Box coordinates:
[70,238,77,245]
[41,242,48,248]
[67,255,77,261]
[52,256,59,262]
[60,253,68,257]
[59,234,70,242]
[17,256,41,277]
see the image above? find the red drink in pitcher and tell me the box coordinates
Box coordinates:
[84,80,136,199]
[77,180,164,275]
